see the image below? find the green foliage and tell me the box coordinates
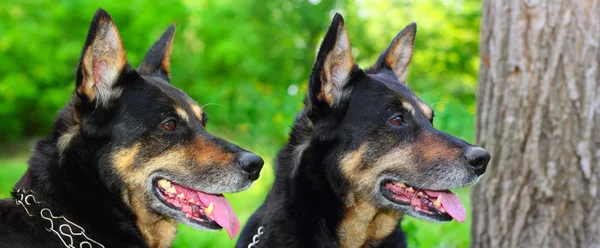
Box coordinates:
[0,0,481,247]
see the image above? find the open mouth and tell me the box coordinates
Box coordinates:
[380,180,466,222]
[153,178,240,238]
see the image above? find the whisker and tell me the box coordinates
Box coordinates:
[430,102,446,108]
[202,103,223,108]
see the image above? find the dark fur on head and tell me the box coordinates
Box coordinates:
[0,8,263,248]
[237,13,489,248]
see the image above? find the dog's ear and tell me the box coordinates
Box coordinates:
[307,13,356,112]
[372,22,416,84]
[76,8,129,107]
[138,24,175,81]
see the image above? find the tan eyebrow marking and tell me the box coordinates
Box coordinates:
[401,99,416,115]
[417,101,433,120]
[189,102,204,122]
[175,106,189,122]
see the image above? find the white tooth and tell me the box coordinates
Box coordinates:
[440,208,446,213]
[158,179,171,189]
[189,199,195,204]
[434,195,442,208]
[407,187,414,192]
[398,182,406,187]
[177,193,185,199]
[167,186,177,194]
[205,202,214,215]
[417,192,424,197]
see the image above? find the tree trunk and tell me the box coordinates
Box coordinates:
[471,0,600,247]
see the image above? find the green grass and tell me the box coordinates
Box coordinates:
[0,157,28,199]
[0,151,471,247]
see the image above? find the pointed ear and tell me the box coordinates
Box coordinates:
[308,13,356,111]
[76,9,128,106]
[137,24,175,81]
[372,22,416,84]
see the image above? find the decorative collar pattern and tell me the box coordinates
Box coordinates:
[13,189,105,248]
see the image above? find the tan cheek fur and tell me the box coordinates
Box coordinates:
[341,145,415,194]
[111,132,237,247]
[337,125,461,247]
[338,145,407,247]
[111,136,236,246]
[126,190,177,248]
[113,144,185,247]
[338,198,403,248]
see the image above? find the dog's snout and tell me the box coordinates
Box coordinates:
[464,147,490,175]
[238,153,264,181]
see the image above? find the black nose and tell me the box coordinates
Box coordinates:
[238,153,264,181]
[464,147,490,175]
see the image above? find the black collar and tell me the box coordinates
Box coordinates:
[13,189,105,248]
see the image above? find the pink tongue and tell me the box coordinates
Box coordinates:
[439,192,466,222]
[196,192,240,239]
[423,190,466,222]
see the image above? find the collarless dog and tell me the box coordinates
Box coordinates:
[0,9,263,248]
[237,13,490,248]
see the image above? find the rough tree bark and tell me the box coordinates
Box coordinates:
[471,0,600,247]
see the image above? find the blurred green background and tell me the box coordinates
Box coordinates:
[0,0,480,247]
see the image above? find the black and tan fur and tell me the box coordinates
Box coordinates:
[237,14,490,248]
[0,9,263,248]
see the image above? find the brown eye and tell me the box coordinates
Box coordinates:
[161,120,176,131]
[389,116,404,126]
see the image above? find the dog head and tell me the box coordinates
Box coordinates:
[298,14,490,223]
[59,9,263,240]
